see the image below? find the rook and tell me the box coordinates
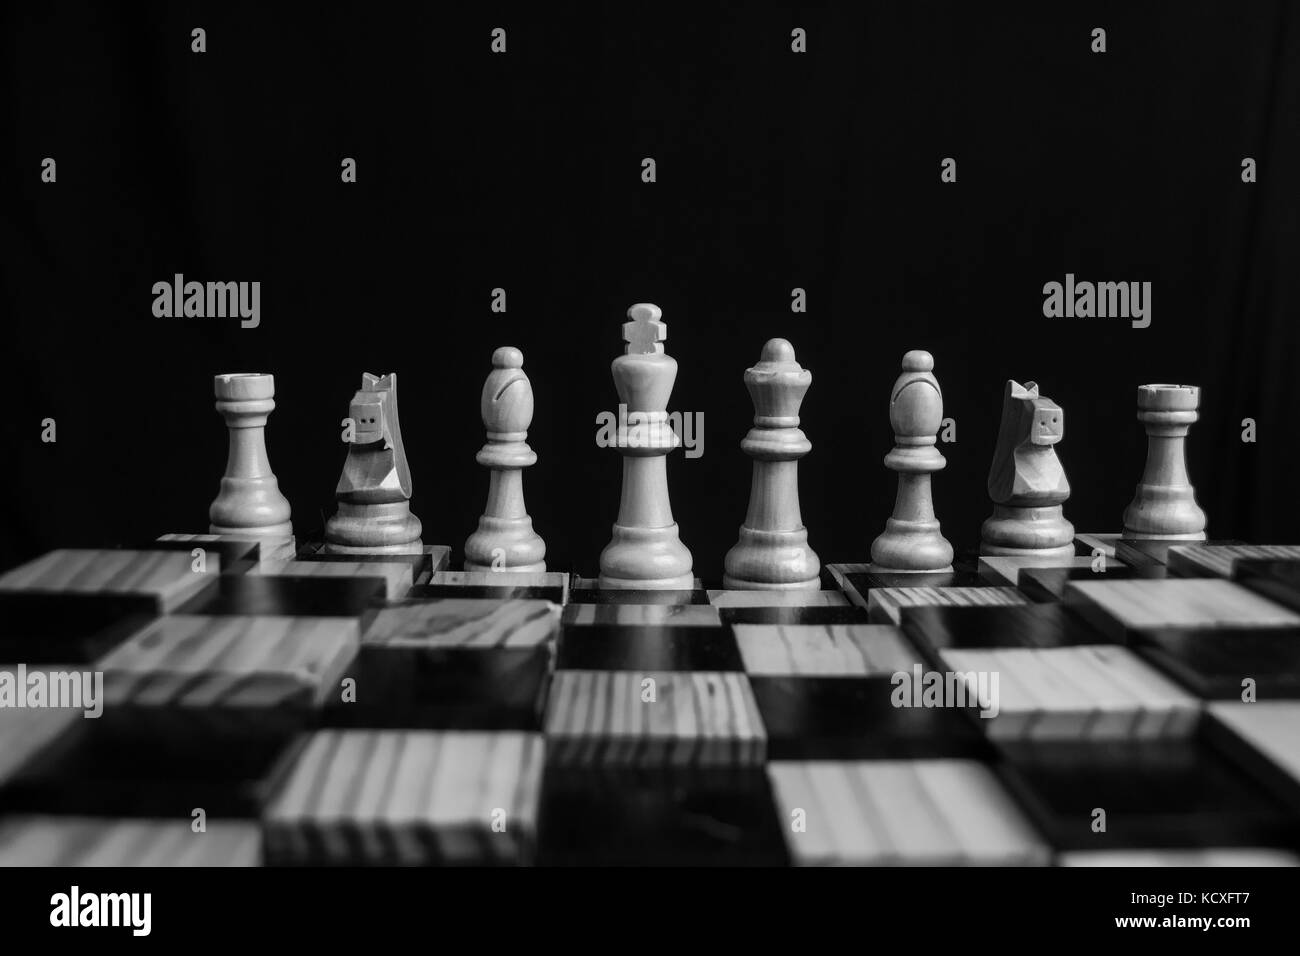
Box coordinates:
[1122,384,1207,540]
[209,372,293,539]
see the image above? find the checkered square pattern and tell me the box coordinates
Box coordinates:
[0,537,1298,865]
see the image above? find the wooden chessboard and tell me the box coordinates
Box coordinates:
[0,535,1298,866]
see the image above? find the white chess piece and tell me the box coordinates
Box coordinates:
[208,372,293,538]
[723,338,820,590]
[598,304,694,589]
[464,347,546,571]
[1122,384,1207,540]
[869,351,954,571]
[979,380,1074,560]
[324,372,422,554]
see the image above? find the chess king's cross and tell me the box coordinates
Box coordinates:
[623,303,667,354]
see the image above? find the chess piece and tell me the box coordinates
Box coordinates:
[598,303,694,589]
[209,372,293,538]
[723,339,820,590]
[324,372,423,554]
[464,347,546,571]
[869,351,954,571]
[980,381,1074,560]
[1122,384,1207,540]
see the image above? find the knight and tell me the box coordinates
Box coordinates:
[324,372,424,554]
[979,380,1074,561]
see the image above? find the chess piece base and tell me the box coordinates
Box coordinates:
[980,542,1076,561]
[598,522,693,590]
[210,519,293,537]
[464,514,547,571]
[723,526,820,591]
[1121,529,1208,542]
[863,563,955,574]
[324,540,425,556]
[870,517,954,572]
[1122,491,1207,540]
[464,560,547,573]
[722,575,820,591]
[599,572,695,590]
[209,476,292,537]
[981,504,1074,559]
[325,501,422,554]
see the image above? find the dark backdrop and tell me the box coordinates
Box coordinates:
[3,1,1298,578]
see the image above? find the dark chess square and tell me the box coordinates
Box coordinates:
[995,738,1300,852]
[176,574,386,619]
[557,624,743,672]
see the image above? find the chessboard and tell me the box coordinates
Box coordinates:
[1,534,1299,866]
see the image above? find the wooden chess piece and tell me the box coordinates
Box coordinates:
[980,380,1074,560]
[209,372,294,538]
[464,347,546,571]
[1122,384,1207,540]
[324,372,423,554]
[598,303,694,589]
[869,350,954,571]
[723,339,820,590]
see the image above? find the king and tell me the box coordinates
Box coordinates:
[597,303,694,589]
[324,372,423,554]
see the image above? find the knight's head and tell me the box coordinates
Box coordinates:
[1029,399,1063,445]
[349,396,385,444]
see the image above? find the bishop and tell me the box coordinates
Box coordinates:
[464,347,546,571]
[869,350,954,571]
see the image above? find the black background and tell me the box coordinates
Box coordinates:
[0,863,1291,942]
[2,1,1297,578]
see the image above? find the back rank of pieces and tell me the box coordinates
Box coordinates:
[3,309,1280,868]
[202,304,1209,585]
